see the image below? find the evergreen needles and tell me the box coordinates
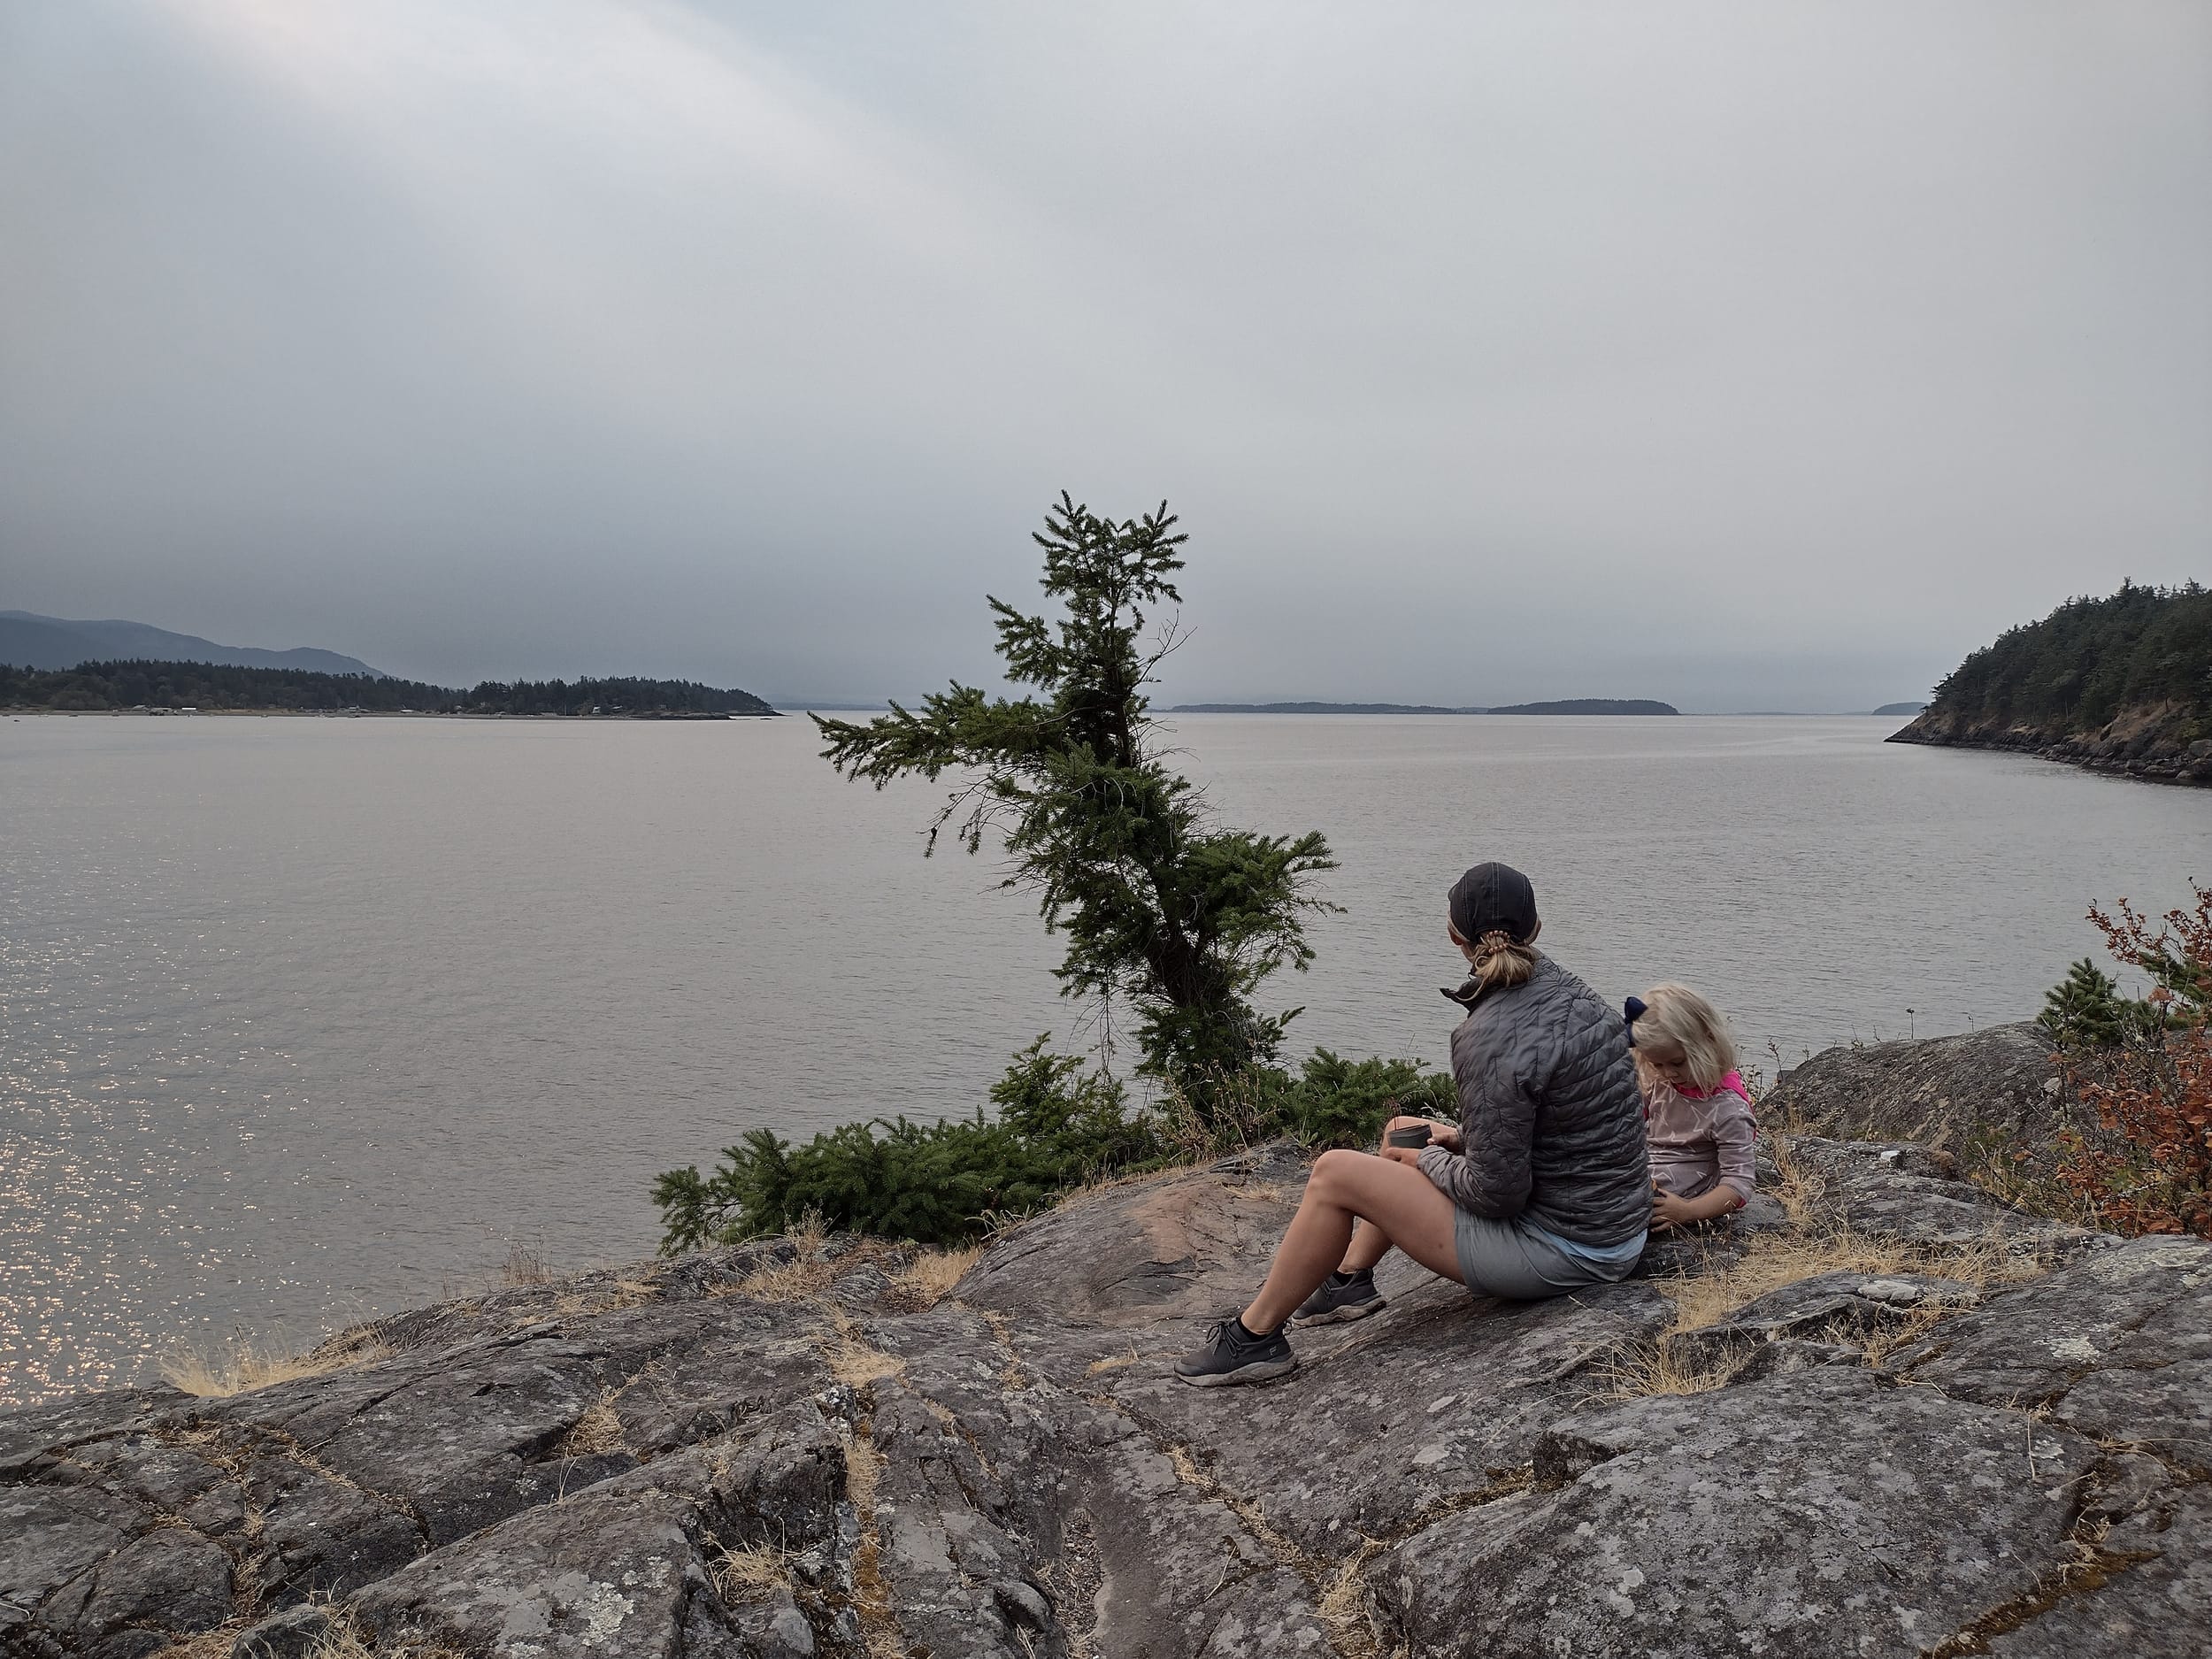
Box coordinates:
[812,492,1337,1093]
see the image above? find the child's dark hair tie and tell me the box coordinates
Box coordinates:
[1623,995,1647,1045]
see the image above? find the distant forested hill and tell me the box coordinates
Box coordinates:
[0,661,777,718]
[0,611,384,676]
[1889,582,2211,786]
[1487,698,1677,716]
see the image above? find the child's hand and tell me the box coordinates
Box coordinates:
[1649,1181,1698,1231]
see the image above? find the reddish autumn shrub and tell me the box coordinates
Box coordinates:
[2055,883,2212,1238]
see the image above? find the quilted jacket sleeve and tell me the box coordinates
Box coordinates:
[1416,1010,1540,1218]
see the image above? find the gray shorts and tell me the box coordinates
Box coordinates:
[1452,1207,1641,1301]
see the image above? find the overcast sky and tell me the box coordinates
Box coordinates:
[2,2,2205,710]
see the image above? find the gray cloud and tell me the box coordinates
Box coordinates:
[2,0,2205,708]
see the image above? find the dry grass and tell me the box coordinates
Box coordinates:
[1052,1161,1186,1212]
[841,1421,908,1659]
[887,1242,982,1310]
[1655,1220,2035,1336]
[157,1625,251,1659]
[305,1615,466,1659]
[557,1390,626,1458]
[1166,1444,1302,1568]
[708,1539,794,1603]
[1316,1537,1389,1659]
[161,1332,391,1399]
[825,1307,906,1387]
[1085,1345,1141,1376]
[1586,1339,1747,1402]
[1593,1131,2050,1401]
[171,1604,465,1659]
[500,1239,556,1286]
[733,1213,842,1303]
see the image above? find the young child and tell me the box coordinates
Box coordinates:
[1626,982,1755,1230]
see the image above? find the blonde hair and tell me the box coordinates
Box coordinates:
[1451,924,1539,994]
[1631,982,1737,1090]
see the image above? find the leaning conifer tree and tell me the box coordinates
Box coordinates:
[815,493,1335,1102]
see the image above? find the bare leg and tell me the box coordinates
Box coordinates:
[1241,1150,1464,1333]
[1339,1219,1394,1274]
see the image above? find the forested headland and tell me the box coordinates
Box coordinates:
[1889,581,2211,785]
[0,660,778,717]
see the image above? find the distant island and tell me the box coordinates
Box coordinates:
[1168,697,1678,716]
[0,611,385,677]
[1171,701,1482,715]
[0,661,778,718]
[1871,701,1928,717]
[1888,580,2209,787]
[1489,698,1678,716]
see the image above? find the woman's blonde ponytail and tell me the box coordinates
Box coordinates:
[1470,928,1538,992]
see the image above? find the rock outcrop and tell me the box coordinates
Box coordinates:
[1763,1023,2067,1154]
[5,1040,2210,1658]
[1888,702,2212,787]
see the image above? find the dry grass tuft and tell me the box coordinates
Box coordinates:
[841,1420,909,1659]
[733,1213,843,1303]
[157,1624,251,1659]
[557,1390,626,1458]
[1587,1339,1744,1402]
[308,1620,467,1659]
[500,1239,556,1286]
[1655,1220,2033,1340]
[162,1333,391,1400]
[1085,1346,1141,1376]
[165,1604,464,1659]
[1316,1537,1389,1659]
[826,1307,906,1387]
[709,1539,794,1604]
[886,1243,982,1310]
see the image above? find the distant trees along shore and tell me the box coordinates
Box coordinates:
[0,661,779,717]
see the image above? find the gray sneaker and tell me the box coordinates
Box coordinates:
[1173,1318,1297,1387]
[1293,1269,1385,1326]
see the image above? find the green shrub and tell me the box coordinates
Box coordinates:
[2040,956,2179,1052]
[652,1040,1157,1250]
[1282,1049,1455,1148]
[652,1040,1463,1254]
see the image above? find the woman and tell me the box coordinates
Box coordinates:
[1176,862,1651,1386]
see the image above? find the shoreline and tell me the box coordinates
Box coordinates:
[1888,721,2212,788]
[3,707,783,720]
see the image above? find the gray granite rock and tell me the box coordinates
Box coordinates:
[7,1109,2211,1658]
[1780,1135,2108,1258]
[1763,1022,2069,1150]
[1377,1368,2100,1658]
[1891,1233,2212,1471]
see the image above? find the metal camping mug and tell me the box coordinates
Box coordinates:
[1385,1123,1432,1150]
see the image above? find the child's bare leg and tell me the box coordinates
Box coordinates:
[1242,1150,1463,1333]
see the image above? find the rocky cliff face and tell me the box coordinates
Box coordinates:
[1888,701,2212,787]
[5,1036,2209,1659]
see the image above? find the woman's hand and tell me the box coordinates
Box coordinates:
[1382,1114,1459,1151]
[1378,1142,1426,1167]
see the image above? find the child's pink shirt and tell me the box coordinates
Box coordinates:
[1645,1071,1756,1205]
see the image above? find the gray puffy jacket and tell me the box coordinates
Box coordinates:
[1415,954,1649,1247]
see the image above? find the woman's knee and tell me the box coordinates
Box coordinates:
[1307,1147,1368,1202]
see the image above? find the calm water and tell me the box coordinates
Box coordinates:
[4,712,2208,1404]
